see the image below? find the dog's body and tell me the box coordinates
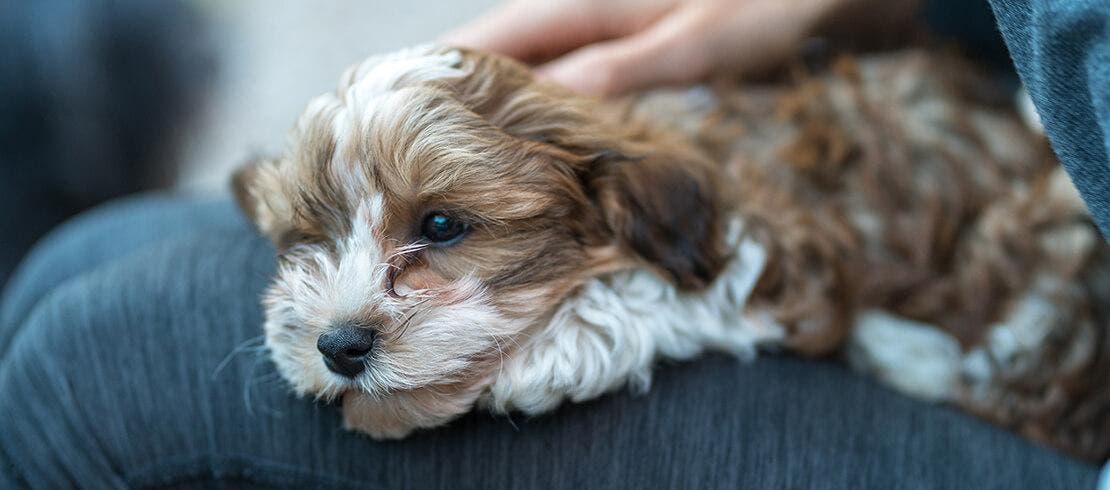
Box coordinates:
[235,45,1109,460]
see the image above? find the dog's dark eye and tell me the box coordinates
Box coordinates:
[420,213,468,245]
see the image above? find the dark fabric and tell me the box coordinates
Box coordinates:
[0,196,1100,489]
[0,0,212,288]
[988,0,1110,240]
[924,0,1011,69]
[0,194,239,358]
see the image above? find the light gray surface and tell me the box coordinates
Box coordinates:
[178,0,498,191]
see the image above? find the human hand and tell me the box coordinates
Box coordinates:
[443,0,906,96]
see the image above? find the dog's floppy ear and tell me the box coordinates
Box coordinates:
[445,52,727,288]
[586,147,728,290]
[231,156,291,240]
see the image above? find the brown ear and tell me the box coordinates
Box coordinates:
[445,52,727,288]
[231,156,290,240]
[587,148,728,290]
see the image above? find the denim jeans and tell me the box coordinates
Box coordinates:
[0,195,1100,489]
[989,0,1110,240]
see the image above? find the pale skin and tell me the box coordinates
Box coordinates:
[443,0,921,96]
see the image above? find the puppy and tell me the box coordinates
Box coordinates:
[234,45,1109,460]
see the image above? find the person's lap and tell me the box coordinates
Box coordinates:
[0,195,1099,489]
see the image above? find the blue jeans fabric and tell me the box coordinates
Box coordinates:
[0,195,1101,488]
[989,0,1110,240]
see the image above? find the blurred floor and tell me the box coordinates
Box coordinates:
[177,0,498,192]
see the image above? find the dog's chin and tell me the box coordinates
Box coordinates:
[264,314,505,438]
[340,371,496,439]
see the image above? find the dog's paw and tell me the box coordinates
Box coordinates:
[847,310,961,401]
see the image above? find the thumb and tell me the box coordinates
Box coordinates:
[535,8,710,96]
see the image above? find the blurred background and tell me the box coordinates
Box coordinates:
[0,0,496,288]
[0,0,1002,289]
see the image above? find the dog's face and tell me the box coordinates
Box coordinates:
[234,45,727,437]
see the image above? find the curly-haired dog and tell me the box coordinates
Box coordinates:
[234,45,1109,461]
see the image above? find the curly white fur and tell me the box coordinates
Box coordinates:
[485,220,781,413]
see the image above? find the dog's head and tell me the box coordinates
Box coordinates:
[233,45,727,437]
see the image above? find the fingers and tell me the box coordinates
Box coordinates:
[444,0,834,96]
[537,0,827,96]
[442,0,678,64]
[536,5,712,96]
[440,1,608,63]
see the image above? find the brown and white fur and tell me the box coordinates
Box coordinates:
[233,45,1110,461]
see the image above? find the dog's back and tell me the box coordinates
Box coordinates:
[630,50,1109,460]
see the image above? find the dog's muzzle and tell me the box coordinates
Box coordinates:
[317,324,377,377]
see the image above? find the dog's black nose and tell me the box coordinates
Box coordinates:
[317,325,377,378]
